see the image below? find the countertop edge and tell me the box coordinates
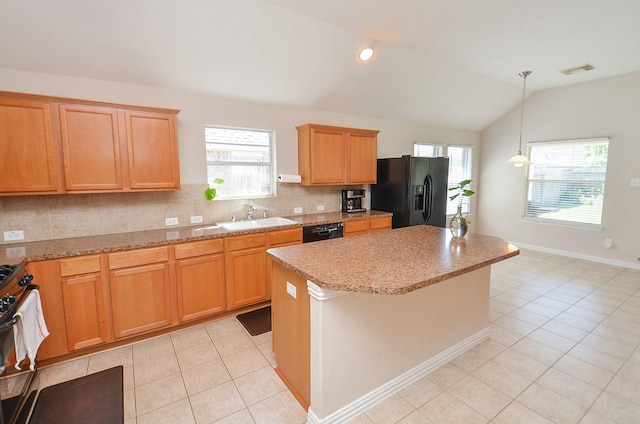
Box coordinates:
[1,210,392,264]
[268,248,519,295]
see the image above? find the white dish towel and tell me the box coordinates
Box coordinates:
[13,290,49,371]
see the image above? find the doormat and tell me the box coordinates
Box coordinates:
[236,306,271,336]
[29,366,123,424]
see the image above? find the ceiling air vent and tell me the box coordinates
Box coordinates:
[561,64,595,75]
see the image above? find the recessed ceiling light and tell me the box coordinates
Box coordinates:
[359,47,374,62]
[561,64,595,75]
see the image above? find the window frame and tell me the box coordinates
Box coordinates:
[204,125,276,200]
[521,137,609,229]
[413,142,474,216]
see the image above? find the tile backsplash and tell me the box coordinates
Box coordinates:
[0,183,355,243]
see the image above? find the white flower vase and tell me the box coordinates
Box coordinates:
[449,205,468,238]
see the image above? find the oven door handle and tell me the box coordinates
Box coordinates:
[0,317,19,331]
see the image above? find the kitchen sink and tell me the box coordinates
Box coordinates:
[216,217,298,231]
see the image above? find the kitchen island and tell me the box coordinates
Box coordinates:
[267,225,518,424]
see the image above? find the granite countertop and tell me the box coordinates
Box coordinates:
[0,210,391,264]
[267,225,519,295]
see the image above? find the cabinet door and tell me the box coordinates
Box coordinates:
[62,273,109,350]
[310,127,346,184]
[176,254,225,322]
[110,263,172,339]
[344,220,369,237]
[227,247,267,309]
[0,98,61,193]
[369,216,392,233]
[26,260,69,361]
[125,110,180,190]
[346,130,377,184]
[59,104,123,191]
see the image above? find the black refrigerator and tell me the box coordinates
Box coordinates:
[371,155,449,228]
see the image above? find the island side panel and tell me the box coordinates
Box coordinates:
[309,266,491,420]
[272,261,311,408]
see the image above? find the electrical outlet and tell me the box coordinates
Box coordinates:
[317,205,325,211]
[631,178,640,188]
[165,217,179,226]
[3,230,24,241]
[286,281,297,299]
[604,238,613,248]
[294,207,303,214]
[190,215,203,224]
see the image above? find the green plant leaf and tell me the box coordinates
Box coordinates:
[204,187,217,201]
[213,178,225,185]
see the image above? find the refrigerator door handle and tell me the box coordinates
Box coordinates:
[423,174,433,222]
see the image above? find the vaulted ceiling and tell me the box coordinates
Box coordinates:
[3,0,640,130]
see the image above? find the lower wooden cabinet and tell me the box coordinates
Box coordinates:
[28,225,319,364]
[226,233,267,310]
[369,216,393,233]
[108,247,172,339]
[60,255,109,351]
[344,216,392,237]
[175,239,226,322]
[26,260,69,361]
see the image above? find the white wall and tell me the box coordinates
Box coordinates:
[478,71,640,267]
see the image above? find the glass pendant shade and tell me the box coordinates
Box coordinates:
[506,152,531,167]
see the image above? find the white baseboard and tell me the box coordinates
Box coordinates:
[306,327,490,424]
[511,241,640,271]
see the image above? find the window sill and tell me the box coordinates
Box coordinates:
[519,217,603,231]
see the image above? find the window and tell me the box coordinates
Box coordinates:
[523,138,609,227]
[205,126,275,199]
[414,143,474,215]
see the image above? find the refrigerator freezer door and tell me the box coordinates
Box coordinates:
[372,156,449,228]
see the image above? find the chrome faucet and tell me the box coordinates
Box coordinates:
[247,205,257,220]
[263,209,268,218]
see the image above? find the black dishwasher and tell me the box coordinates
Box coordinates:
[302,222,343,243]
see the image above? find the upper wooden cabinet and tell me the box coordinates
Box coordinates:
[125,110,180,190]
[0,97,62,193]
[297,123,379,186]
[0,91,180,195]
[59,104,124,191]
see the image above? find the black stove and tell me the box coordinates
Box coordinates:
[0,263,39,424]
[0,265,34,327]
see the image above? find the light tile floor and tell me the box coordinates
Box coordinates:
[36,249,640,423]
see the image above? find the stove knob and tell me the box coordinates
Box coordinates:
[0,299,9,312]
[5,295,16,304]
[18,274,33,287]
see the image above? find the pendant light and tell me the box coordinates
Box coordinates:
[506,71,532,167]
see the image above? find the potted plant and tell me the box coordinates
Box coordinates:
[204,178,225,201]
[448,179,474,237]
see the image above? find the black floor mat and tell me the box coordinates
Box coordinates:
[29,366,123,424]
[236,306,271,336]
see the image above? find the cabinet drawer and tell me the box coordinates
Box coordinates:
[370,216,392,231]
[344,220,369,234]
[227,233,266,251]
[174,238,224,259]
[108,246,169,270]
[268,228,302,247]
[60,255,101,277]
